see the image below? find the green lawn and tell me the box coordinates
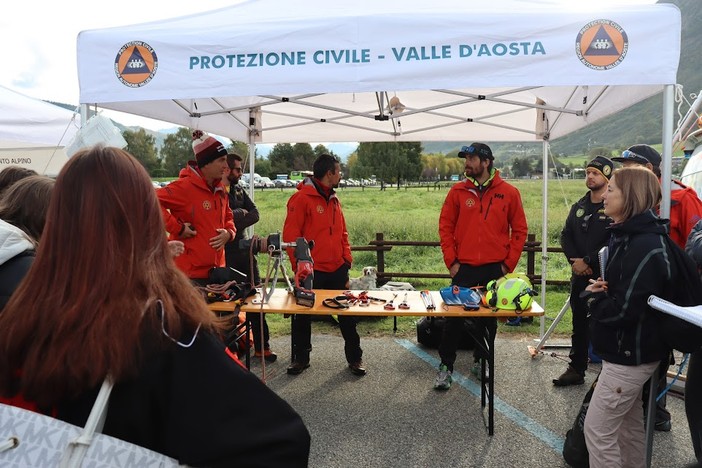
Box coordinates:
[249,179,587,339]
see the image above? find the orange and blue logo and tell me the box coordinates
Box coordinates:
[575,20,628,70]
[115,41,158,88]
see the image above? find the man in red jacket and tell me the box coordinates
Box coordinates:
[612,144,702,432]
[157,130,236,284]
[283,153,364,376]
[435,143,528,390]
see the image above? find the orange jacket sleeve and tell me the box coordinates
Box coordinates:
[504,189,528,272]
[156,184,186,237]
[438,189,459,269]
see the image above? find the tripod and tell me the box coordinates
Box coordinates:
[259,250,294,303]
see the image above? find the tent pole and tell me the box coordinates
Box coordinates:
[661,84,674,218]
[540,139,548,338]
[247,108,257,237]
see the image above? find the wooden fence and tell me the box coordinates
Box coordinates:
[351,233,569,286]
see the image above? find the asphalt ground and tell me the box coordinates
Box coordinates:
[246,333,698,468]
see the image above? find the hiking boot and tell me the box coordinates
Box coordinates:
[434,364,453,390]
[286,361,310,375]
[553,366,585,387]
[655,420,672,432]
[348,361,367,376]
[254,348,278,362]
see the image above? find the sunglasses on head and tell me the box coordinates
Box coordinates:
[461,145,491,158]
[619,149,646,161]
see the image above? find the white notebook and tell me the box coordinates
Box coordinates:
[647,295,702,328]
[598,246,608,280]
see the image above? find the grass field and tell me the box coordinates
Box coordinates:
[248,178,588,340]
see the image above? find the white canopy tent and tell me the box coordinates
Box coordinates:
[76,0,681,332]
[0,85,79,176]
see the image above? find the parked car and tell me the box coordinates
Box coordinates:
[255,176,275,188]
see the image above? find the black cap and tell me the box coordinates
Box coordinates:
[458,143,493,160]
[586,156,614,180]
[612,144,661,167]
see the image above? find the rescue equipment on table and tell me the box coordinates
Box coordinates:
[439,285,482,310]
[483,273,537,312]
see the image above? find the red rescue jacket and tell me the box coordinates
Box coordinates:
[669,180,702,249]
[157,162,235,279]
[283,178,352,273]
[439,171,528,271]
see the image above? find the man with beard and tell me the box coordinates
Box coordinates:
[224,152,276,362]
[435,143,528,390]
[283,153,364,376]
[553,156,613,387]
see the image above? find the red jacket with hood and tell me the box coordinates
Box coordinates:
[157,162,235,279]
[439,170,528,271]
[669,180,702,249]
[283,178,352,273]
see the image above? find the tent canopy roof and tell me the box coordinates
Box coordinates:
[77,0,680,143]
[0,85,79,149]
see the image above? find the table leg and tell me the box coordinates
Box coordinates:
[245,319,251,369]
[487,322,496,436]
[467,319,495,436]
[290,314,295,362]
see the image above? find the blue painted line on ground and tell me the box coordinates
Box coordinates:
[395,338,565,453]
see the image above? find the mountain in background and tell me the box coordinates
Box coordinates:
[52,0,698,159]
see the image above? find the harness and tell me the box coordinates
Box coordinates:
[321,291,387,309]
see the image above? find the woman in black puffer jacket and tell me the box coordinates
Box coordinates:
[582,166,673,468]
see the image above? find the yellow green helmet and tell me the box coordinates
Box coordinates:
[495,277,537,311]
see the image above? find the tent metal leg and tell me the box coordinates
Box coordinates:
[528,295,570,357]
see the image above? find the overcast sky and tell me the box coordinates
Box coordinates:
[0,1,241,130]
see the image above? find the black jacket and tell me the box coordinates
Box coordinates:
[57,331,310,468]
[585,210,671,366]
[560,191,611,279]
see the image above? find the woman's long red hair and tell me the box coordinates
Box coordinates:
[0,146,217,407]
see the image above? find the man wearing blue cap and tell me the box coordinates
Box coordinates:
[435,143,528,390]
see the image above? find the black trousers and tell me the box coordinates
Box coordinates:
[642,357,672,425]
[568,276,591,374]
[291,264,362,364]
[438,262,502,372]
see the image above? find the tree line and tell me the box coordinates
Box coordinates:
[123,127,618,181]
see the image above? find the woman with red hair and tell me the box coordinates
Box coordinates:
[0,146,309,467]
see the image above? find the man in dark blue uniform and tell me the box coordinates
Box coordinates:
[225,153,276,362]
[553,156,613,386]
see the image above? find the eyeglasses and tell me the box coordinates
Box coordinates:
[460,145,491,158]
[619,149,646,162]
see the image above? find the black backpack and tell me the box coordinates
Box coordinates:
[657,236,702,354]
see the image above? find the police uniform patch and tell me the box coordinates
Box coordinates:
[576,208,585,218]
